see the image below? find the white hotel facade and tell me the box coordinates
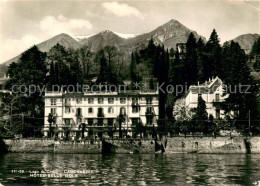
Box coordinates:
[44,91,159,138]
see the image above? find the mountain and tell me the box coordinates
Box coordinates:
[78,19,205,57]
[228,33,260,54]
[2,19,207,66]
[132,19,206,50]
[79,30,130,53]
[4,33,81,66]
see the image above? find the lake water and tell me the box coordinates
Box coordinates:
[0,153,260,185]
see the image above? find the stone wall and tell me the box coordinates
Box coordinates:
[249,137,260,153]
[103,139,155,154]
[54,140,102,154]
[4,139,102,154]
[164,137,260,154]
[3,137,260,154]
[4,139,54,153]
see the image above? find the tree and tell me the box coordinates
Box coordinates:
[185,32,198,86]
[77,45,93,79]
[47,43,71,88]
[78,123,86,139]
[192,96,208,132]
[104,46,118,83]
[223,41,259,133]
[97,49,108,83]
[68,50,84,86]
[130,52,138,83]
[5,46,47,117]
[250,37,260,56]
[204,29,222,78]
[132,122,144,138]
[117,113,126,138]
[48,113,55,138]
[197,38,206,82]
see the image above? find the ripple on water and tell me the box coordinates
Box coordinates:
[0,153,260,185]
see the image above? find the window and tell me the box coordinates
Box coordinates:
[215,94,219,102]
[146,97,152,105]
[120,107,126,115]
[51,99,56,105]
[88,98,94,104]
[146,116,153,125]
[108,107,114,114]
[146,107,153,115]
[97,108,104,117]
[108,98,114,104]
[120,98,126,104]
[65,98,70,104]
[132,106,139,113]
[132,118,139,126]
[132,97,138,104]
[216,109,220,119]
[64,119,70,125]
[98,118,103,126]
[234,111,239,118]
[76,98,82,104]
[76,108,82,117]
[88,108,93,113]
[65,107,70,113]
[108,118,114,126]
[98,98,104,104]
[51,108,56,115]
[88,119,93,126]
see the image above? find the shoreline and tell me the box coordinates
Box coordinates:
[3,136,260,154]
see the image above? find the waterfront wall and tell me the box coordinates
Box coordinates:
[3,137,260,154]
[103,139,155,154]
[163,137,260,154]
[54,140,101,154]
[3,139,102,154]
[4,139,54,153]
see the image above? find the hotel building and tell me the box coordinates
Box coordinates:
[43,91,159,139]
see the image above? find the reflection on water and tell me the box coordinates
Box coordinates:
[0,153,260,185]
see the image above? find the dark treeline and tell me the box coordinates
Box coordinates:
[1,29,260,137]
[131,30,260,135]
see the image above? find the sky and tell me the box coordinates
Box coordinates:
[0,0,259,64]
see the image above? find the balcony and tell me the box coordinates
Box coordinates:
[145,111,154,116]
[131,101,139,106]
[65,102,71,107]
[75,113,82,118]
[146,102,152,105]
[212,98,224,103]
[97,112,105,118]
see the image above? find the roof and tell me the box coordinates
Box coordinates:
[188,76,223,94]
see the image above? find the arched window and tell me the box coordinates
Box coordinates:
[108,107,114,114]
[120,107,126,115]
[88,107,93,113]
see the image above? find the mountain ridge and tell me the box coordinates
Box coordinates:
[2,19,259,67]
[227,33,260,54]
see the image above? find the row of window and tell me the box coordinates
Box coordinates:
[51,106,145,115]
[198,93,220,101]
[64,118,152,126]
[64,107,139,114]
[50,97,155,105]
